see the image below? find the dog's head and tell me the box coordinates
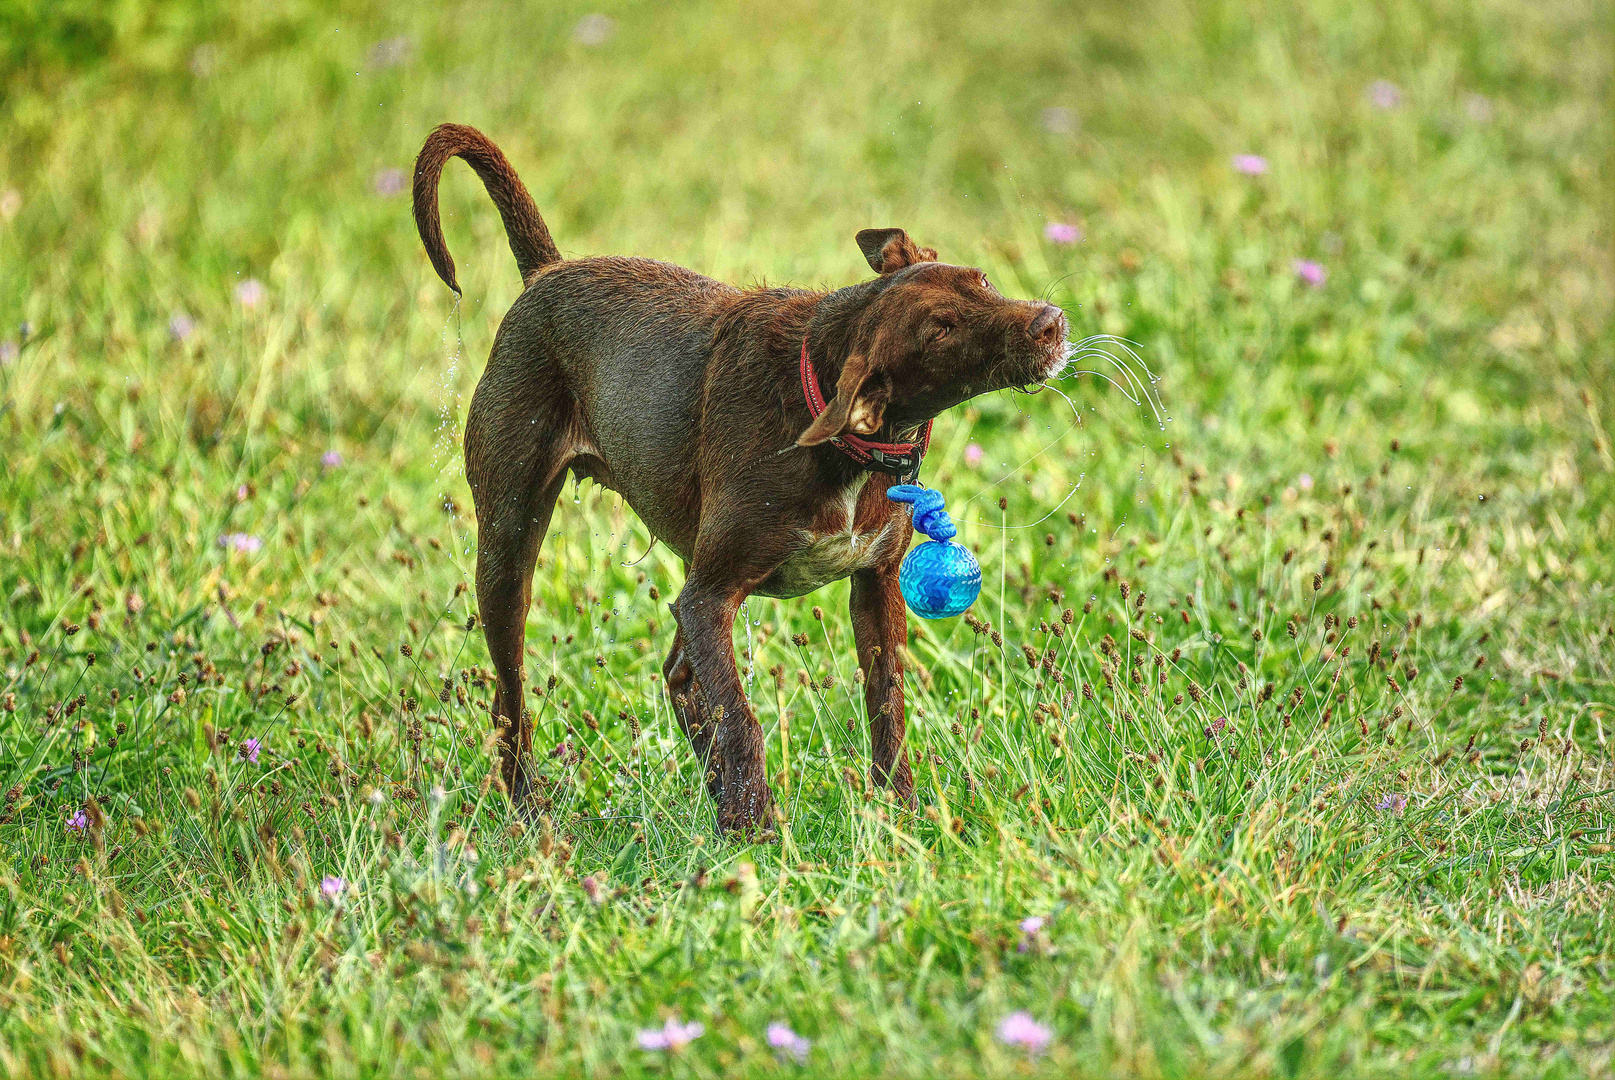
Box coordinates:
[798,228,1070,446]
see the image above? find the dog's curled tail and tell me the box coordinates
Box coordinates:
[412,123,561,295]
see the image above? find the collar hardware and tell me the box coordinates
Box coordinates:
[799,337,931,480]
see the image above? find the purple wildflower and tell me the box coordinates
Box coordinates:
[367,36,412,69]
[189,44,218,77]
[373,168,406,197]
[997,1011,1052,1054]
[1292,260,1327,288]
[321,449,344,469]
[169,314,196,341]
[1020,915,1045,934]
[1039,106,1077,134]
[0,341,15,364]
[1376,793,1407,815]
[573,14,616,46]
[320,875,346,901]
[1298,473,1314,491]
[1368,80,1402,109]
[239,737,262,764]
[767,1022,811,1063]
[66,809,89,835]
[964,443,984,466]
[218,533,262,554]
[581,874,604,904]
[234,278,266,308]
[1043,222,1081,244]
[1231,154,1269,175]
[637,1017,704,1051]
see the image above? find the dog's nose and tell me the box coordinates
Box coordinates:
[1027,303,1066,349]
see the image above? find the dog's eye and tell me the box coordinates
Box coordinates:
[930,323,952,344]
[979,273,994,292]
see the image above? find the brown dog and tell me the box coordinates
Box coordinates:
[413,124,1069,833]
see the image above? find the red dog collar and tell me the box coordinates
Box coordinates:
[799,337,931,478]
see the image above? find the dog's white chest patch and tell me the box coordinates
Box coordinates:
[757,485,899,599]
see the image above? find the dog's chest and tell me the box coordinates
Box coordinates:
[755,483,902,599]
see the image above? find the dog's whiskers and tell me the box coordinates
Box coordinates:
[956,335,1165,529]
[1089,334,1165,414]
[1056,334,1167,428]
[957,379,1088,529]
[1067,365,1143,401]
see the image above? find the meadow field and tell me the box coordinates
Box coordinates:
[1,0,1612,1075]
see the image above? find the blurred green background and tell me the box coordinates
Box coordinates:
[3,0,1609,501]
[0,1,1611,1077]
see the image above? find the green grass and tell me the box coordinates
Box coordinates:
[1,0,1612,1076]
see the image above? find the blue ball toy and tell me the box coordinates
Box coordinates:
[887,484,981,619]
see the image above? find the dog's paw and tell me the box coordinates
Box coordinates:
[872,758,916,809]
[502,756,552,821]
[716,782,775,839]
[885,787,919,814]
[720,821,779,845]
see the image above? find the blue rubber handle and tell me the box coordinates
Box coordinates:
[887,483,957,542]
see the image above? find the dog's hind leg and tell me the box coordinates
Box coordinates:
[465,369,574,809]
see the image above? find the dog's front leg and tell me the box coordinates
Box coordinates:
[672,575,775,835]
[850,563,915,804]
[662,625,723,805]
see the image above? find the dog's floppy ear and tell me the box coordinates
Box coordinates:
[797,351,891,446]
[856,228,938,274]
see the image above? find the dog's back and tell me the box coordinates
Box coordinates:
[487,257,741,556]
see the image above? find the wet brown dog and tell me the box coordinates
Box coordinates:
[413,123,1069,834]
